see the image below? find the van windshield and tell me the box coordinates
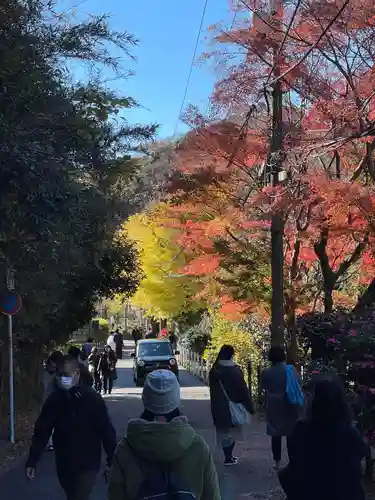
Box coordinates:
[138,342,173,358]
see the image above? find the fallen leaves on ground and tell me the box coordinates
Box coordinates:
[0,408,38,475]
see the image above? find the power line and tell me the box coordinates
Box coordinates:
[173,0,209,137]
[267,0,350,88]
[264,0,302,86]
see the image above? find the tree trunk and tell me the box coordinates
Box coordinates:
[271,209,285,347]
[285,288,298,363]
[324,288,334,314]
[286,237,300,363]
[286,313,298,364]
[314,228,336,314]
[269,3,285,348]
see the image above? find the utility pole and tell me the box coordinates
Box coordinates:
[268,0,285,347]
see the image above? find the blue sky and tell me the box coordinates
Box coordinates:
[65,0,231,139]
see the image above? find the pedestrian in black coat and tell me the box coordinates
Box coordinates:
[98,345,117,395]
[279,378,367,500]
[25,355,116,500]
[132,328,142,347]
[113,330,123,360]
[88,347,101,393]
[209,344,254,466]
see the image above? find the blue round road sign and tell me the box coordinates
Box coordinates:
[0,293,22,315]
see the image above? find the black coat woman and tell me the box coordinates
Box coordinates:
[98,346,117,395]
[279,377,367,500]
[209,345,254,466]
[88,347,101,393]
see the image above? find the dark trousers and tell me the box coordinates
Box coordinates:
[271,436,292,462]
[102,374,113,394]
[223,442,235,460]
[115,347,122,359]
[57,469,97,500]
[94,373,101,393]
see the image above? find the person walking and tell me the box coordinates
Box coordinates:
[132,328,142,347]
[261,346,301,470]
[88,347,101,393]
[107,330,116,352]
[43,350,64,451]
[145,326,154,339]
[278,378,367,500]
[108,369,220,500]
[26,355,117,500]
[98,345,117,395]
[82,337,94,360]
[113,329,124,360]
[209,344,254,466]
[68,345,94,387]
[169,331,178,351]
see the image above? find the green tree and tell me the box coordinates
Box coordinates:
[0,0,155,433]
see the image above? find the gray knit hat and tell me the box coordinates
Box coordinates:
[142,370,180,415]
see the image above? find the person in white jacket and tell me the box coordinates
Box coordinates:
[106,331,116,352]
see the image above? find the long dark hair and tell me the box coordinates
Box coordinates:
[47,350,64,365]
[309,377,351,425]
[213,344,235,367]
[46,350,64,371]
[268,346,285,365]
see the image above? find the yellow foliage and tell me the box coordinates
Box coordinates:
[103,295,125,316]
[205,314,262,391]
[121,203,202,319]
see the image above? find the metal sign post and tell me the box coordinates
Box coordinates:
[8,313,14,444]
[7,267,15,445]
[1,268,21,445]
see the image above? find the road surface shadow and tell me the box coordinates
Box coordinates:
[0,353,278,500]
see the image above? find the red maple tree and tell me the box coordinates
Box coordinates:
[163,0,375,355]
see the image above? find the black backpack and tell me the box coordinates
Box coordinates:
[115,453,196,500]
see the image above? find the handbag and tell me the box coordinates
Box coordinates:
[219,381,250,426]
[109,367,118,380]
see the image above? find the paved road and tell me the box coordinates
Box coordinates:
[0,341,280,500]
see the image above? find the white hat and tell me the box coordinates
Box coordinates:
[142,370,180,415]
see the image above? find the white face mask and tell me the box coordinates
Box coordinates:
[58,376,75,390]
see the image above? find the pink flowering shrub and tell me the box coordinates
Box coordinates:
[298,310,375,444]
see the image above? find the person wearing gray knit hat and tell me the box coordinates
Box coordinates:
[142,370,180,417]
[108,370,221,500]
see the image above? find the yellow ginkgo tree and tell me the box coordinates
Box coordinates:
[121,203,202,319]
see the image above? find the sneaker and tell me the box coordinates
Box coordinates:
[224,457,238,466]
[45,444,54,452]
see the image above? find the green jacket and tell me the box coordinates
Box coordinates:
[108,416,221,500]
